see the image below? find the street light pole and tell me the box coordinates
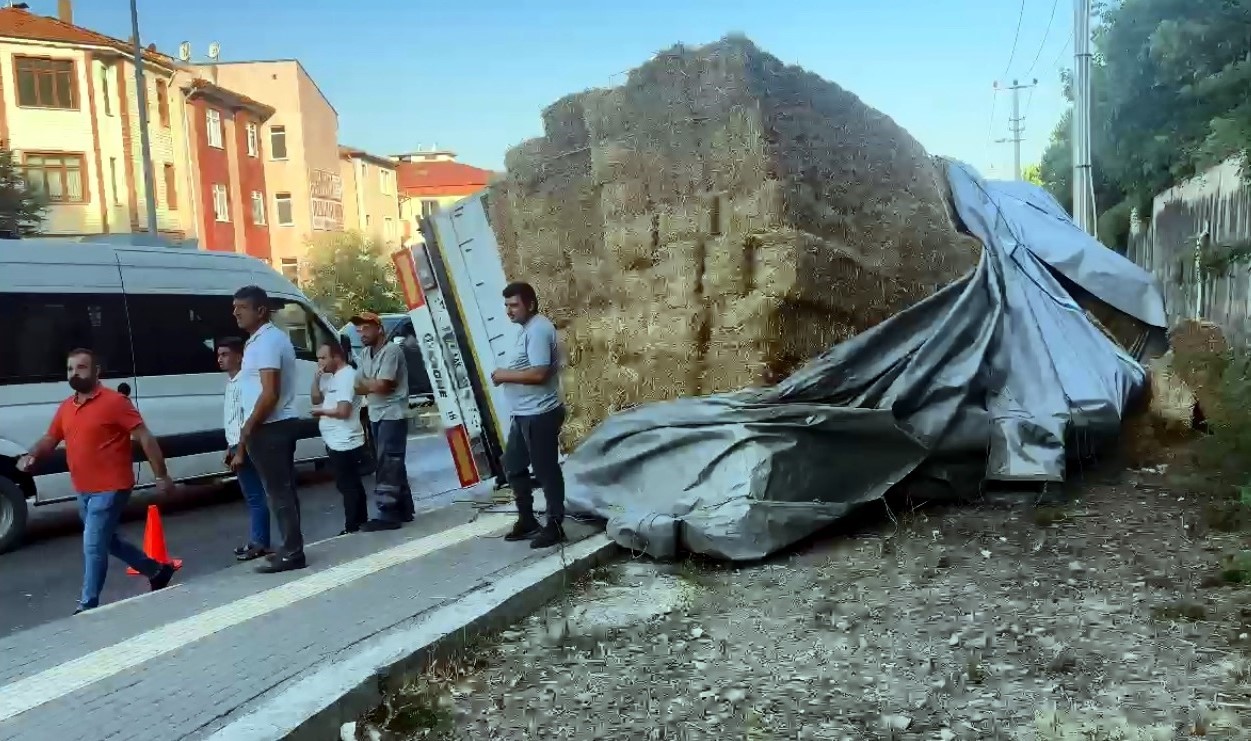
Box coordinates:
[130,0,159,237]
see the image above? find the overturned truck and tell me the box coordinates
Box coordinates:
[488,37,1169,560]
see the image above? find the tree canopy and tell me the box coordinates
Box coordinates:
[301,231,404,325]
[1037,0,1251,249]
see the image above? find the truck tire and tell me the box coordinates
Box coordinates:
[0,476,28,554]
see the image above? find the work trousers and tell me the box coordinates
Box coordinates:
[503,406,567,524]
[247,418,304,560]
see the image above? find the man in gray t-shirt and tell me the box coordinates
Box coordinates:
[350,311,414,528]
[490,281,566,549]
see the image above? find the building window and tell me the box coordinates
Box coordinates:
[269,125,287,160]
[279,258,299,285]
[274,192,293,226]
[365,214,371,228]
[251,191,266,225]
[246,123,258,158]
[109,157,119,205]
[14,56,77,110]
[164,164,177,209]
[212,184,229,223]
[206,108,223,149]
[155,79,170,127]
[100,65,112,116]
[420,199,440,219]
[23,152,86,203]
[380,169,394,196]
[384,217,395,241]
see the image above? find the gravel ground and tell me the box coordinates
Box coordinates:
[354,466,1251,740]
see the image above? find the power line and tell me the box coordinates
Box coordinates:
[986,87,1000,144]
[1024,0,1062,78]
[1052,30,1074,71]
[1003,0,1028,76]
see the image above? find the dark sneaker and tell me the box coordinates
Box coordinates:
[73,606,92,616]
[235,544,269,562]
[504,518,541,542]
[338,528,360,536]
[256,555,307,574]
[530,521,566,549]
[362,519,402,532]
[149,563,176,592]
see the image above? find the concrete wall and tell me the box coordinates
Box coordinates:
[119,57,185,236]
[1127,156,1251,344]
[341,154,400,248]
[235,111,270,260]
[188,96,233,252]
[196,61,340,266]
[399,193,465,247]
[0,42,99,234]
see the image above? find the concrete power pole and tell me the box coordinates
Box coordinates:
[994,79,1037,181]
[1071,0,1095,235]
[130,0,159,238]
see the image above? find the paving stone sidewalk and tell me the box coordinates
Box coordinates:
[0,496,600,741]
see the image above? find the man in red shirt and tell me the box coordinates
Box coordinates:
[18,348,177,614]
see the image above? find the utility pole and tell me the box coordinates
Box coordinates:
[994,79,1037,181]
[1071,0,1095,235]
[130,0,158,238]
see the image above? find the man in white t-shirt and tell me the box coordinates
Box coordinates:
[310,341,369,535]
[231,285,304,573]
[216,337,271,561]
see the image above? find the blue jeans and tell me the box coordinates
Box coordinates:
[230,445,271,548]
[371,419,414,522]
[77,490,159,609]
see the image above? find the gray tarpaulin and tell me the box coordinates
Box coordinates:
[562,161,1168,561]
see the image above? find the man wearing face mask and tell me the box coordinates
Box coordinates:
[18,348,177,614]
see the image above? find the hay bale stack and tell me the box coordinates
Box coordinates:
[490,36,982,447]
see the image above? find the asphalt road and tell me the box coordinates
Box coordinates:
[0,433,473,638]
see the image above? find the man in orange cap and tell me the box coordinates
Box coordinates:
[351,311,416,529]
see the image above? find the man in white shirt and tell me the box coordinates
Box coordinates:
[217,337,271,561]
[231,285,305,573]
[310,341,369,535]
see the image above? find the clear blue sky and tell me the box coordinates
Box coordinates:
[62,0,1074,179]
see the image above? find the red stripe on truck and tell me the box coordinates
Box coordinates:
[392,250,427,310]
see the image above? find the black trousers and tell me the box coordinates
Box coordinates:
[327,446,369,532]
[503,406,566,524]
[247,418,303,560]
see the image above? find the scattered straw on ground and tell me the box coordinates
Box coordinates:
[356,464,1251,739]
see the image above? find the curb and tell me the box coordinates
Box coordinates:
[204,534,619,741]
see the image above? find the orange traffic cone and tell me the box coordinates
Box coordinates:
[127,504,183,575]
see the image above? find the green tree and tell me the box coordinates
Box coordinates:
[1022,163,1044,186]
[0,146,46,237]
[301,231,404,325]
[1037,0,1251,248]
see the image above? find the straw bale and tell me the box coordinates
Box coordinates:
[1169,319,1229,422]
[490,35,981,447]
[1146,351,1198,432]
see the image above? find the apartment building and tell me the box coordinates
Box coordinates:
[193,60,340,280]
[0,2,190,237]
[180,78,273,258]
[339,146,400,248]
[394,150,491,246]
